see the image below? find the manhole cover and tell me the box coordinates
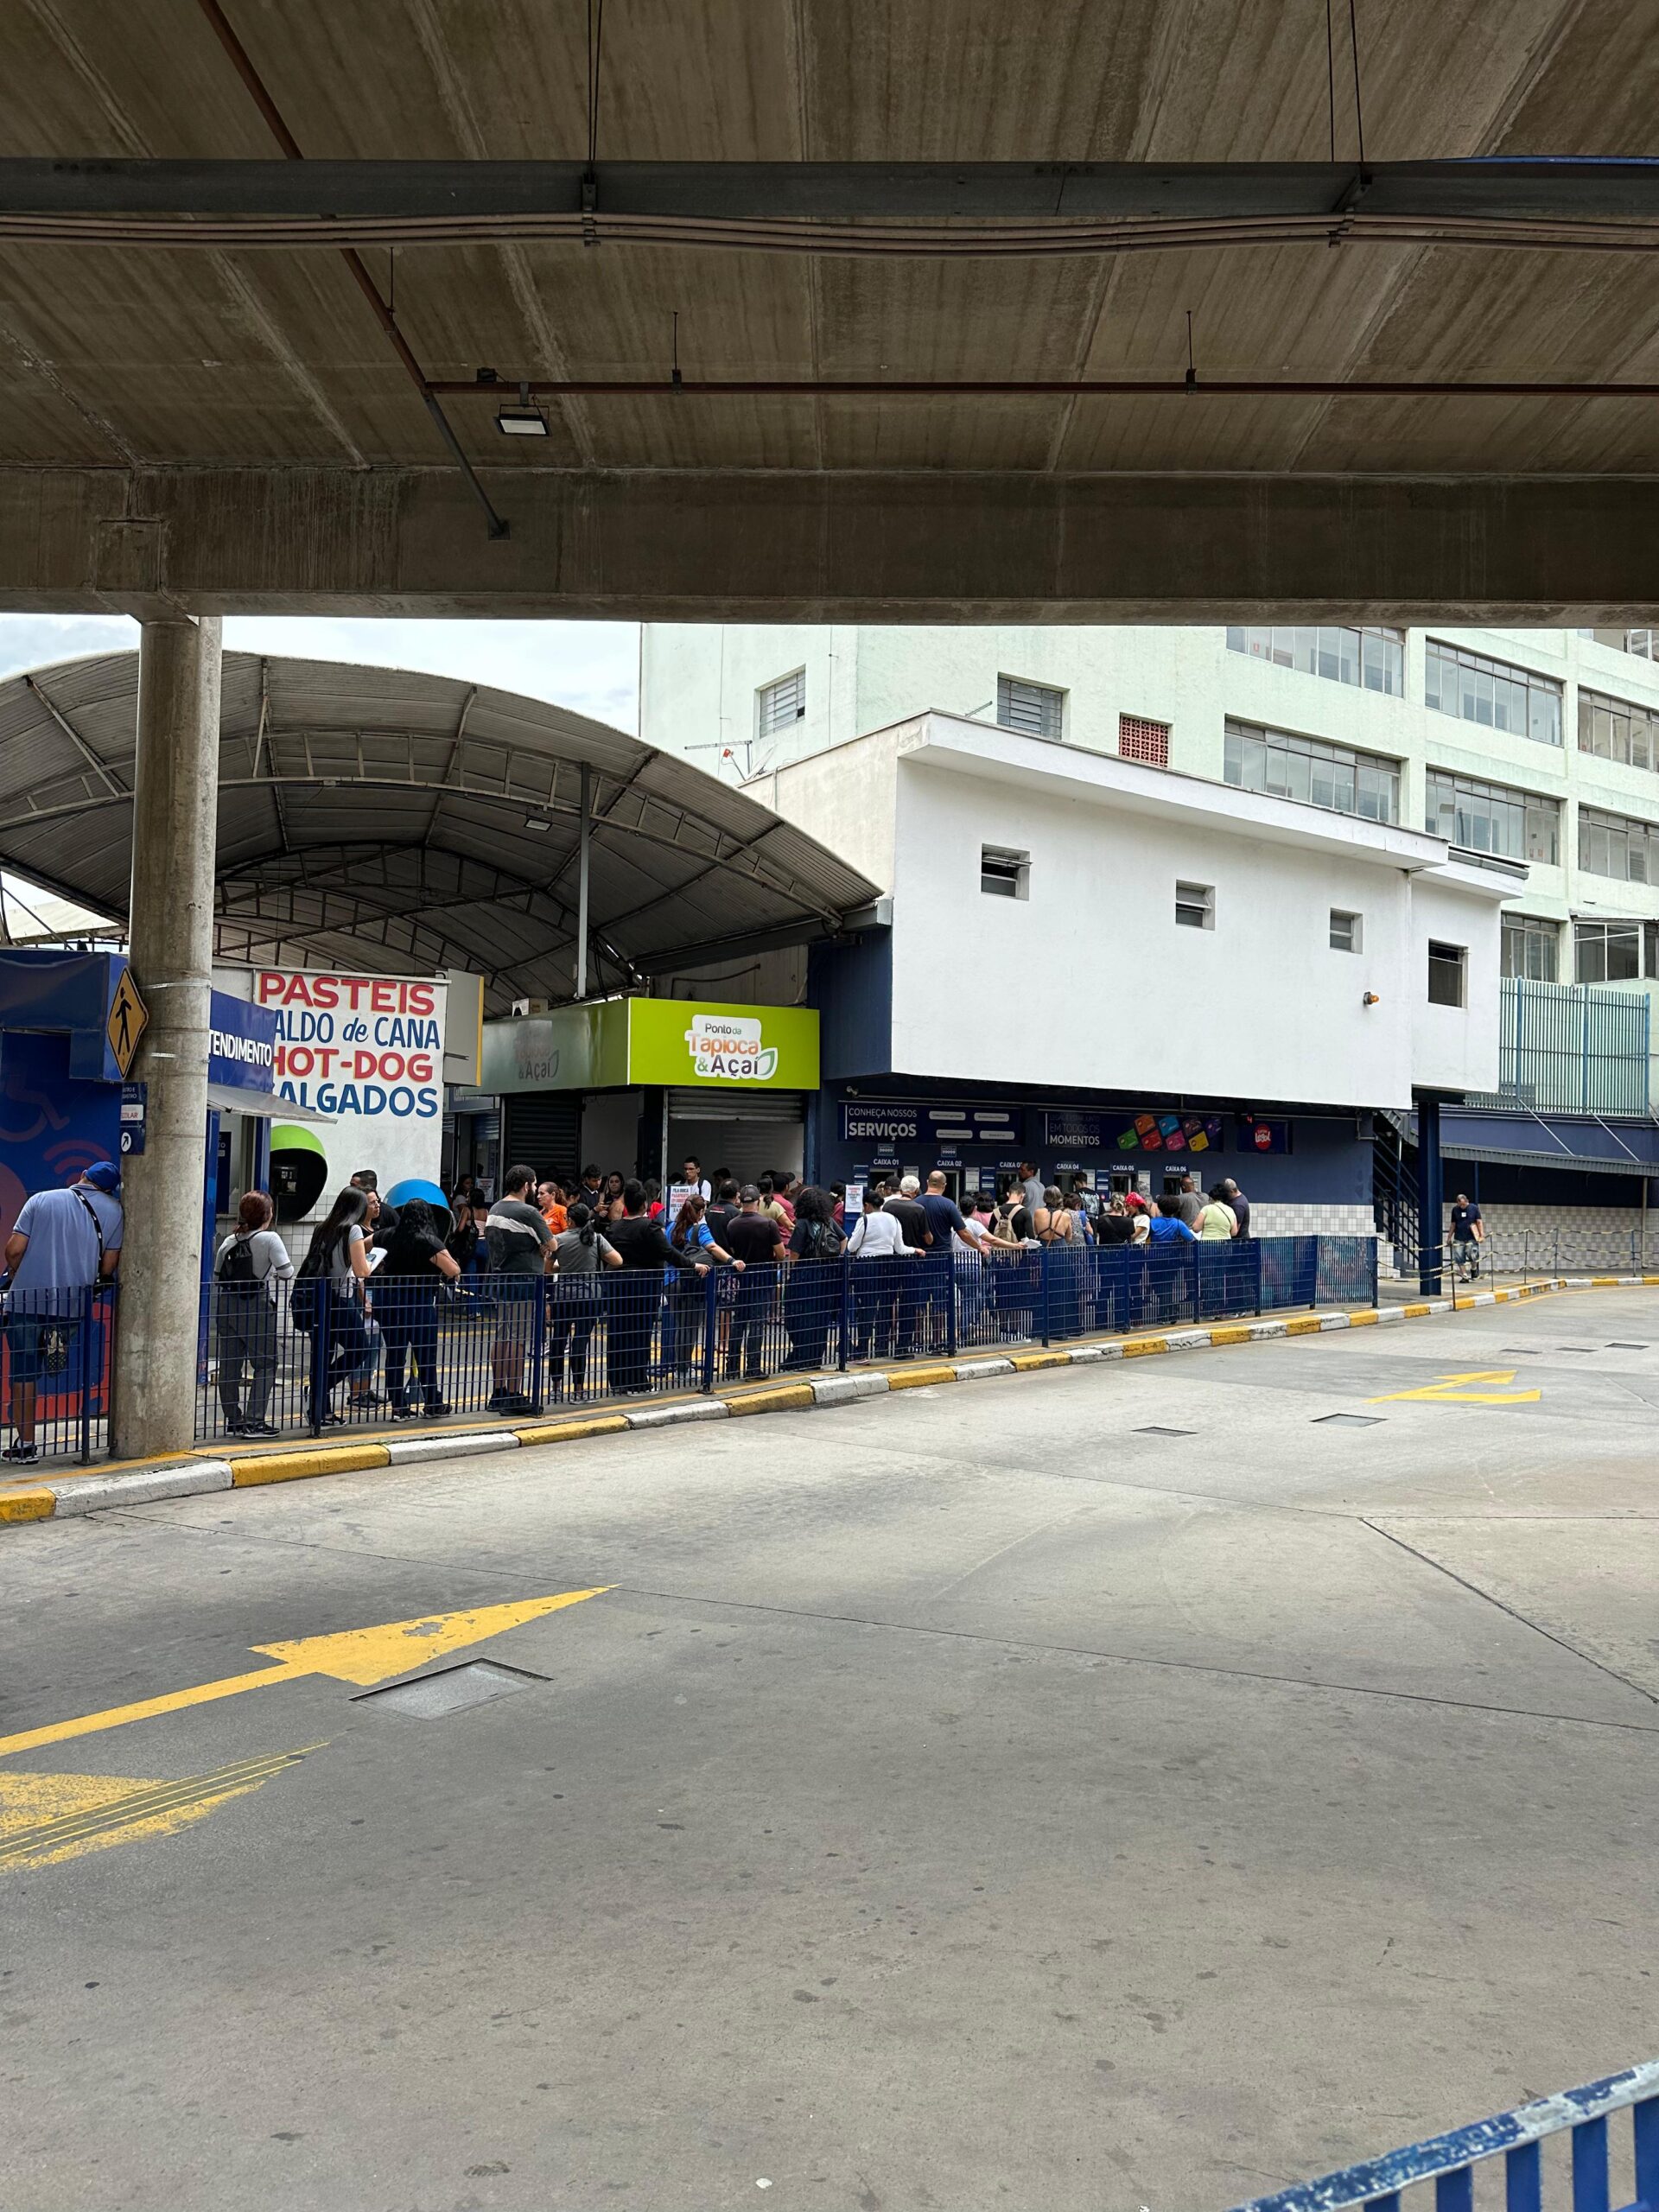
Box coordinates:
[353,1660,546,1719]
[1134,1426,1194,1437]
[1313,1413,1383,1427]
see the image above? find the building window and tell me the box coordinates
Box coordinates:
[1574,918,1659,983]
[1225,623,1404,696]
[757,669,805,737]
[1224,718,1400,823]
[996,675,1065,741]
[1329,910,1362,953]
[1118,713,1170,767]
[1425,769,1560,865]
[1175,881,1214,930]
[1579,804,1659,883]
[981,845,1030,899]
[1501,913,1560,982]
[1579,688,1659,773]
[1425,639,1562,747]
[1427,941,1466,1007]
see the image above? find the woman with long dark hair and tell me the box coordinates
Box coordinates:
[666,1192,734,1380]
[299,1186,374,1426]
[782,1185,844,1371]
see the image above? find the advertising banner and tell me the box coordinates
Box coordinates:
[1101,1112,1226,1155]
[1237,1113,1293,1154]
[254,969,447,1201]
[207,990,278,1092]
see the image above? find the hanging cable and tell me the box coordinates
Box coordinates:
[1349,0,1366,169]
[1325,0,1338,163]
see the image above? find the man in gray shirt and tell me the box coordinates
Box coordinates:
[485,1163,551,1412]
[1018,1160,1046,1213]
[1177,1173,1206,1227]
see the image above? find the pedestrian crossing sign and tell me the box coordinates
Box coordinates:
[107,969,148,1077]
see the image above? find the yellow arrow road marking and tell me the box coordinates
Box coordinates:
[0,1590,609,1760]
[1369,1368,1541,1406]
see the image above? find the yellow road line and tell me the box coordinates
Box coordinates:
[0,1665,289,1760]
[0,1750,309,1861]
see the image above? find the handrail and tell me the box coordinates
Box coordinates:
[1227,2060,1659,2212]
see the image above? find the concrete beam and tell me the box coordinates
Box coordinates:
[4,466,1659,624]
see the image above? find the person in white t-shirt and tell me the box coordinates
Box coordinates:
[845,1186,913,1362]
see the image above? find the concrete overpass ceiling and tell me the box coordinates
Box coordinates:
[0,650,877,1007]
[3,3,1659,616]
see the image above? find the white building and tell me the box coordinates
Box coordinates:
[640,620,1659,1256]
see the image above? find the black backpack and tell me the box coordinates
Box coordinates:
[289,1233,329,1334]
[216,1234,261,1297]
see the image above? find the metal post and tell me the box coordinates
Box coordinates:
[112,615,223,1459]
[838,1256,852,1370]
[79,1283,94,1465]
[575,761,592,1001]
[528,1277,546,1414]
[1416,1094,1444,1298]
[1039,1242,1052,1347]
[700,1267,717,1394]
[312,1279,328,1436]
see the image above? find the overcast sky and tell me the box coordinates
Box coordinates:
[0,612,643,731]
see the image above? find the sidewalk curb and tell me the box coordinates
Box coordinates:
[7,1274,1639,1532]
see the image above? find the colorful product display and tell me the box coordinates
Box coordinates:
[1106,1113,1224,1154]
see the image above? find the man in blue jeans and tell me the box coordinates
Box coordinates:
[3,1160,122,1463]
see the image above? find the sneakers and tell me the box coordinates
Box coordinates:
[420,1401,452,1420]
[239,1420,282,1439]
[388,1405,418,1421]
[3,1440,38,1464]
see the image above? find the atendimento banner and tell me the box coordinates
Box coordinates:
[241,969,448,1207]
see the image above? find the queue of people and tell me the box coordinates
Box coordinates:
[195,1150,1260,1435]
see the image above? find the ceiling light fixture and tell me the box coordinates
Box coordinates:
[496,378,550,438]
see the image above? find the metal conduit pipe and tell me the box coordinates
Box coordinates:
[431,376,1659,402]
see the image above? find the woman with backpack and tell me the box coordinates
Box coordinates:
[546,1201,622,1399]
[294,1186,375,1427]
[211,1191,293,1436]
[666,1192,734,1381]
[782,1185,845,1371]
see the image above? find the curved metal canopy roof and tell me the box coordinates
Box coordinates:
[0,651,877,1011]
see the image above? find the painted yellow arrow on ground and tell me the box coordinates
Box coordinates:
[1368,1368,1541,1406]
[0,1591,608,1761]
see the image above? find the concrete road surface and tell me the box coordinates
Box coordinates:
[1,1289,1655,2212]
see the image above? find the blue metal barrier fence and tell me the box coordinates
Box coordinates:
[1225,2058,1658,2212]
[184,1234,1378,1448]
[3,1236,1377,1459]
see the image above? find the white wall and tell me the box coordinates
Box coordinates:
[1408,874,1505,1094]
[885,748,1437,1108]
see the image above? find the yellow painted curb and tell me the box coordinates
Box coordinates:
[726,1383,816,1416]
[1284,1315,1325,1336]
[1345,1309,1380,1326]
[1006,1350,1073,1370]
[1122,1336,1169,1359]
[1207,1325,1252,1345]
[1591,1274,1619,1286]
[232,1443,391,1486]
[512,1415,631,1446]
[0,1485,55,1523]
[887,1363,959,1390]
[1402,1301,1431,1318]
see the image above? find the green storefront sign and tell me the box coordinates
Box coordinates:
[481,997,819,1094]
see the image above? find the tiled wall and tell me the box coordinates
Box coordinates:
[1249,1202,1376,1239]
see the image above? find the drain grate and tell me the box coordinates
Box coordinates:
[1605,1342,1649,1351]
[1313,1413,1383,1427]
[353,1660,546,1719]
[1133,1425,1194,1437]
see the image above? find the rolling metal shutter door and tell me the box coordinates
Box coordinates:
[500,1094,582,1177]
[668,1090,804,1185]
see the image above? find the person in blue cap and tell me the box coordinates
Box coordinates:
[3,1160,122,1463]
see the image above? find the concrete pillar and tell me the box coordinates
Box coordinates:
[112,615,222,1458]
[1415,1093,1444,1299]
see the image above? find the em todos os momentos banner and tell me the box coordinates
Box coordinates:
[253,969,448,1197]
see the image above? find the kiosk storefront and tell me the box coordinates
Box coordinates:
[481,997,820,1188]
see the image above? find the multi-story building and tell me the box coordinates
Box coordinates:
[641,622,1659,1262]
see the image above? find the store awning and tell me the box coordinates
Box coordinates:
[207,1083,332,1123]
